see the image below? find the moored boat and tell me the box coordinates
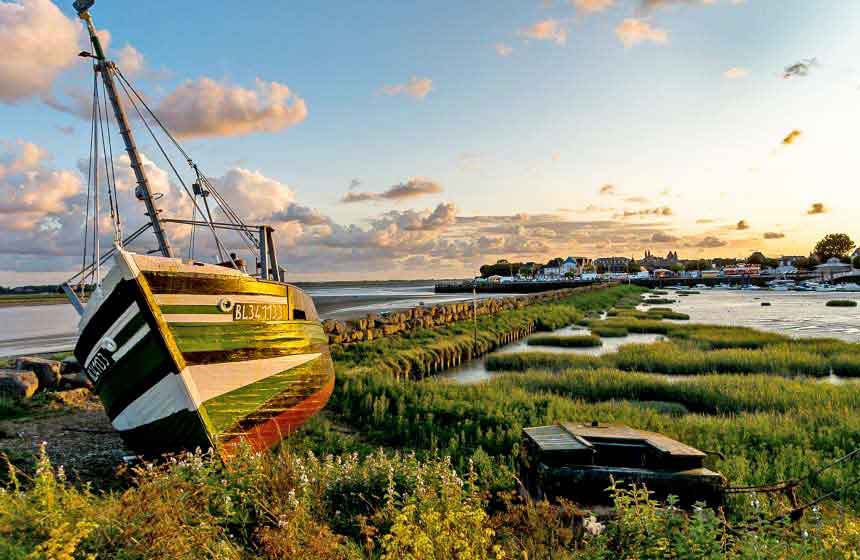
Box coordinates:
[63,1,334,456]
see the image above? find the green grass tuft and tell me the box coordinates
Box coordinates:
[526,334,602,348]
[827,300,858,307]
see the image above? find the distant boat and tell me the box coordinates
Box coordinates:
[62,1,334,456]
[767,279,795,291]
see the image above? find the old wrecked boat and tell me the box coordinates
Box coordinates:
[62,1,334,456]
[520,422,726,508]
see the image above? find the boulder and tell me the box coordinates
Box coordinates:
[16,356,62,389]
[0,369,38,399]
[61,356,82,375]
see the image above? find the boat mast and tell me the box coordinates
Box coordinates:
[74,0,174,258]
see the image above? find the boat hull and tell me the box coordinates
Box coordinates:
[74,251,334,456]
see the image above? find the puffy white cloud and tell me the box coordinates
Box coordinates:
[381,76,433,100]
[155,78,308,139]
[615,18,668,48]
[519,19,568,45]
[0,140,80,231]
[0,0,81,103]
[115,44,145,77]
[208,167,295,222]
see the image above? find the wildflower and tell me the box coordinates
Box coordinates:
[584,516,604,536]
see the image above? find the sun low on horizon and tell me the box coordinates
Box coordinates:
[1,0,859,284]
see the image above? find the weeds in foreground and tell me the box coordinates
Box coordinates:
[4,447,859,559]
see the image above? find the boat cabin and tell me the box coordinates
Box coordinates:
[520,422,725,508]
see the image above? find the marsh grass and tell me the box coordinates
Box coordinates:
[590,326,629,338]
[827,300,858,307]
[333,285,645,379]
[5,284,860,557]
[486,352,604,372]
[641,298,676,305]
[527,334,602,348]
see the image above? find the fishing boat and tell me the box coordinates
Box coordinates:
[61,1,334,456]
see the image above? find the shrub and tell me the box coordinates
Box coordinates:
[527,334,602,348]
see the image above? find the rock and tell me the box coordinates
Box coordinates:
[0,369,38,399]
[48,387,93,408]
[61,356,82,375]
[60,372,93,390]
[16,356,62,389]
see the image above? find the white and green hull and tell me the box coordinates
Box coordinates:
[75,250,334,455]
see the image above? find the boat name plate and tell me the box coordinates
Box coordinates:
[85,348,115,384]
[233,302,290,321]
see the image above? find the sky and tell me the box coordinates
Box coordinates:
[1,0,860,284]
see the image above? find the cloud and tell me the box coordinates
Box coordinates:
[155,78,308,139]
[599,184,616,195]
[341,178,443,203]
[0,140,81,231]
[650,232,679,243]
[806,202,827,215]
[572,0,614,13]
[723,67,749,79]
[494,43,513,57]
[736,219,750,230]
[692,236,727,248]
[271,203,331,226]
[615,19,668,48]
[763,232,785,239]
[624,196,650,204]
[618,206,673,218]
[518,19,568,45]
[381,76,433,100]
[116,44,145,76]
[782,129,802,145]
[210,167,295,222]
[0,0,81,103]
[640,0,722,9]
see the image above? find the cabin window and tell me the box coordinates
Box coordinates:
[293,309,307,320]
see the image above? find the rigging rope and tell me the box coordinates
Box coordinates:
[112,68,234,263]
[79,70,98,295]
[114,68,259,252]
[99,76,122,243]
[95,77,121,245]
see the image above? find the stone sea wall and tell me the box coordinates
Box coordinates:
[322,283,611,346]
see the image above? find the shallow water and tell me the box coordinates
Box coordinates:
[664,289,860,342]
[437,327,664,385]
[437,289,860,385]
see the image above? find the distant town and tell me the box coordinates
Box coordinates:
[476,233,860,285]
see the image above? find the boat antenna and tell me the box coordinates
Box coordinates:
[74,0,174,258]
